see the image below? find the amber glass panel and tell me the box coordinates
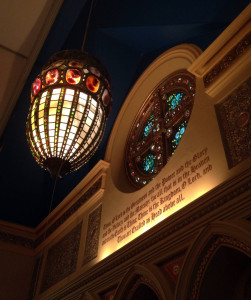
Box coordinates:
[86,76,100,93]
[45,69,59,85]
[66,69,81,84]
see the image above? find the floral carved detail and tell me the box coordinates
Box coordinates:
[161,254,185,284]
[83,205,102,264]
[190,235,251,300]
[215,78,251,168]
[40,223,82,292]
[204,33,251,87]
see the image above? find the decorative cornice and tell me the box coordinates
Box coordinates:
[0,230,34,249]
[0,177,102,249]
[203,32,250,87]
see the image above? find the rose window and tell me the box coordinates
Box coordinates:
[125,71,195,188]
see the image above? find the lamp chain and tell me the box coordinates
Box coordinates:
[31,0,100,296]
[81,0,95,52]
[31,160,65,298]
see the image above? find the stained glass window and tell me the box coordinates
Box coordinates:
[142,153,156,173]
[142,114,154,138]
[167,92,184,110]
[125,71,195,188]
[171,121,188,153]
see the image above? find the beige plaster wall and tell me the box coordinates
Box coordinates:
[0,0,63,137]
[96,7,251,260]
[0,249,34,300]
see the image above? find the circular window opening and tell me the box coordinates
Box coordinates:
[125,71,195,189]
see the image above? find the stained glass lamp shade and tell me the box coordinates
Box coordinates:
[125,71,195,188]
[26,50,112,177]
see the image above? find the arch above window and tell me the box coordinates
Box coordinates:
[105,44,202,193]
[125,71,195,188]
[114,264,173,300]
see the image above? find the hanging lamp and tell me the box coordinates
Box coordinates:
[26,1,112,178]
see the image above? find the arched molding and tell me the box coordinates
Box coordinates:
[105,44,202,193]
[175,220,251,300]
[114,264,173,300]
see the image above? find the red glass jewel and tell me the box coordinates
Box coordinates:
[102,89,110,106]
[89,66,101,77]
[50,60,64,68]
[66,69,81,84]
[32,77,41,95]
[86,76,100,93]
[45,69,59,85]
[104,78,111,92]
[69,60,84,68]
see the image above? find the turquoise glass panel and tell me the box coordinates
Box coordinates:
[171,121,188,152]
[167,92,184,110]
[142,153,156,173]
[142,114,154,138]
